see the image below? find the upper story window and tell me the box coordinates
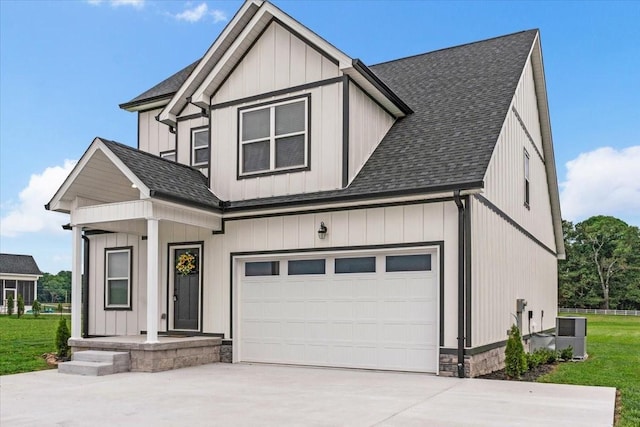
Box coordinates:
[239,95,309,177]
[191,127,209,167]
[160,150,176,162]
[524,149,530,208]
[105,247,132,310]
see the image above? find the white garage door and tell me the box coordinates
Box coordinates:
[239,251,438,372]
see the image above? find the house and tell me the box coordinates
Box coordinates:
[47,0,564,377]
[0,253,42,312]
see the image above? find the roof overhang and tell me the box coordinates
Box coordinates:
[159,0,410,126]
[46,138,150,214]
[119,94,173,112]
[530,33,565,260]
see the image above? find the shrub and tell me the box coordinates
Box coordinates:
[560,346,573,361]
[32,300,42,318]
[6,294,14,316]
[17,295,25,318]
[526,348,557,369]
[55,316,71,358]
[505,324,528,378]
[57,303,63,314]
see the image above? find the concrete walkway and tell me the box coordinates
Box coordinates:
[1,363,615,426]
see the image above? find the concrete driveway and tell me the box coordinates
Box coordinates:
[1,363,615,426]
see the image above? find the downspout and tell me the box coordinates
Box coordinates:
[81,234,90,338]
[453,190,466,378]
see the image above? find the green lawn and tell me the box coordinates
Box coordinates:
[0,314,70,375]
[538,314,640,427]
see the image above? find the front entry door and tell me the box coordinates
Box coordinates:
[173,247,200,330]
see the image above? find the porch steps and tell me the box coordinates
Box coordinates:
[58,350,130,376]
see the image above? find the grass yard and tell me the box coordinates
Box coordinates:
[538,314,640,427]
[0,314,70,375]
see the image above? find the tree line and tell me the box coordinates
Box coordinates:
[37,271,71,303]
[559,215,640,310]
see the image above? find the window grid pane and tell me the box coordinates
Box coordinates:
[275,135,305,168]
[245,261,280,276]
[195,147,209,165]
[107,252,129,278]
[335,257,376,274]
[242,109,270,141]
[243,140,270,173]
[275,101,305,135]
[108,280,129,305]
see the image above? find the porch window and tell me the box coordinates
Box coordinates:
[524,149,530,208]
[105,247,132,309]
[239,95,309,176]
[191,127,209,167]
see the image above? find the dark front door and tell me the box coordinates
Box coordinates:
[173,247,200,330]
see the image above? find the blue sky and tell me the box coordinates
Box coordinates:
[1,0,639,273]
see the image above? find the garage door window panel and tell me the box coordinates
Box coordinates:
[335,257,376,274]
[245,261,280,276]
[288,259,325,275]
[386,254,431,272]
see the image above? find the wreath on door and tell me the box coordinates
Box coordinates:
[176,252,197,276]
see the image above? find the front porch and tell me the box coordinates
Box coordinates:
[69,335,222,372]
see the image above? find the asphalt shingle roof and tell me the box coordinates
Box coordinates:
[100,139,222,210]
[117,30,538,210]
[229,30,539,209]
[119,60,200,109]
[0,254,42,275]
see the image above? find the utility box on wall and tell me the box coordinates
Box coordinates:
[555,317,587,359]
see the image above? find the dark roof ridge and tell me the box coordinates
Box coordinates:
[98,137,207,176]
[370,28,539,68]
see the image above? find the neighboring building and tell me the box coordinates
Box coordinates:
[0,253,42,312]
[47,0,564,377]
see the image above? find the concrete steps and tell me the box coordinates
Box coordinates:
[58,350,130,376]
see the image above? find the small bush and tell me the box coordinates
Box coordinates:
[7,295,14,316]
[57,303,63,315]
[55,316,71,358]
[32,300,42,318]
[505,324,528,378]
[526,348,557,369]
[17,295,25,318]
[560,346,573,361]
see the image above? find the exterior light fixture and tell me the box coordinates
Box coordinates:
[318,222,328,239]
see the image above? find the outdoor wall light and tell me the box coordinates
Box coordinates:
[318,222,328,239]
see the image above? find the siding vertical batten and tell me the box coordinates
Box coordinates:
[342,76,349,188]
[453,191,465,378]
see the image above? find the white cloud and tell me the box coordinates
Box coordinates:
[211,9,227,23]
[175,3,209,22]
[560,146,640,225]
[85,0,144,9]
[0,160,77,237]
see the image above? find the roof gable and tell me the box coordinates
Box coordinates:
[0,254,42,276]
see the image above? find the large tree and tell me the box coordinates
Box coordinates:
[37,271,72,303]
[569,216,640,309]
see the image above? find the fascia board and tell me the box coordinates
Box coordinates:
[530,34,565,259]
[191,2,354,106]
[158,0,264,126]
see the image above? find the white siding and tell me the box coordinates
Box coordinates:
[211,21,340,105]
[138,108,174,155]
[210,84,342,201]
[348,82,395,183]
[483,58,556,251]
[176,110,208,174]
[470,197,558,347]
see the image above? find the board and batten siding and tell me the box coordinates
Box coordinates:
[482,58,556,252]
[470,197,558,347]
[211,21,340,105]
[348,82,395,184]
[138,108,174,155]
[215,201,461,348]
[176,104,208,175]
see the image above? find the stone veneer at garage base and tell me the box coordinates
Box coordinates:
[69,336,221,373]
[439,346,506,378]
[70,337,506,377]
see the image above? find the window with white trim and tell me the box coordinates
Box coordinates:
[105,247,132,309]
[191,128,209,167]
[239,96,309,176]
[160,150,176,162]
[524,149,530,208]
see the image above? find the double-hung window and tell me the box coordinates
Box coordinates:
[239,95,309,176]
[105,247,132,309]
[524,149,530,208]
[191,128,209,167]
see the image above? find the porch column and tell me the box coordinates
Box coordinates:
[70,226,82,339]
[146,218,159,343]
